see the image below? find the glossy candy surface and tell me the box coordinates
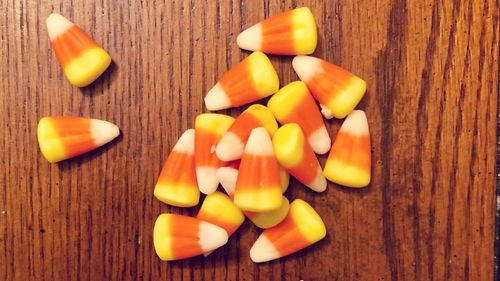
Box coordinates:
[37,117,119,163]
[237,7,317,55]
[293,55,366,119]
[47,13,111,87]
[154,129,200,207]
[268,81,331,154]
[273,123,326,192]
[195,113,235,194]
[204,51,279,111]
[233,127,283,212]
[324,110,371,188]
[216,104,278,161]
[153,214,228,261]
[249,199,326,263]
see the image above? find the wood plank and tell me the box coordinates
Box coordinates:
[0,0,498,280]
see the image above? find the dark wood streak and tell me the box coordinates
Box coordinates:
[443,1,463,280]
[415,1,440,280]
[375,0,408,280]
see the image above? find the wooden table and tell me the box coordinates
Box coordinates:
[1,1,498,280]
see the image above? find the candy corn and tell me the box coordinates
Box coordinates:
[324,110,371,188]
[267,81,331,154]
[217,164,289,196]
[233,127,283,212]
[245,197,290,229]
[292,56,366,119]
[46,13,111,87]
[37,117,119,163]
[215,164,289,229]
[216,104,278,161]
[153,214,228,261]
[195,113,235,194]
[273,124,326,192]
[237,7,317,55]
[197,191,244,237]
[204,51,279,111]
[154,129,199,207]
[249,199,326,263]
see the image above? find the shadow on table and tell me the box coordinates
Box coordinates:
[79,61,119,95]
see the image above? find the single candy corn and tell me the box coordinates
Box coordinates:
[237,7,317,55]
[293,56,367,119]
[267,81,331,154]
[245,197,290,229]
[216,104,278,161]
[46,13,111,87]
[205,51,279,111]
[197,191,244,237]
[154,129,200,207]
[195,113,235,194]
[233,127,283,212]
[216,163,289,228]
[37,117,119,163]
[153,214,228,261]
[273,124,326,192]
[250,199,326,263]
[217,164,288,196]
[324,110,371,188]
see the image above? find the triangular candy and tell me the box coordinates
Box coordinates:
[37,117,119,163]
[46,13,111,87]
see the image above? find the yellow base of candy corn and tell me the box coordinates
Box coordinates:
[323,77,366,119]
[267,81,307,121]
[291,7,317,55]
[153,214,173,260]
[199,192,245,229]
[249,51,280,96]
[64,48,111,87]
[234,189,283,212]
[246,197,289,229]
[37,118,66,163]
[290,199,326,242]
[280,168,289,193]
[324,160,370,188]
[153,183,200,207]
[272,123,304,168]
[246,104,279,136]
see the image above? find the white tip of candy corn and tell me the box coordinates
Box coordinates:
[250,235,280,263]
[216,132,245,161]
[196,167,220,194]
[307,126,331,154]
[342,110,369,136]
[46,13,74,40]
[205,82,232,111]
[172,129,195,153]
[198,221,229,252]
[320,104,334,119]
[237,23,263,51]
[292,55,322,82]
[245,127,274,156]
[309,166,327,192]
[217,167,238,196]
[90,119,120,147]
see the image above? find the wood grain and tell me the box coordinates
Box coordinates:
[1,0,498,280]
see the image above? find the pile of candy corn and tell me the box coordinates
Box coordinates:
[37,7,371,263]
